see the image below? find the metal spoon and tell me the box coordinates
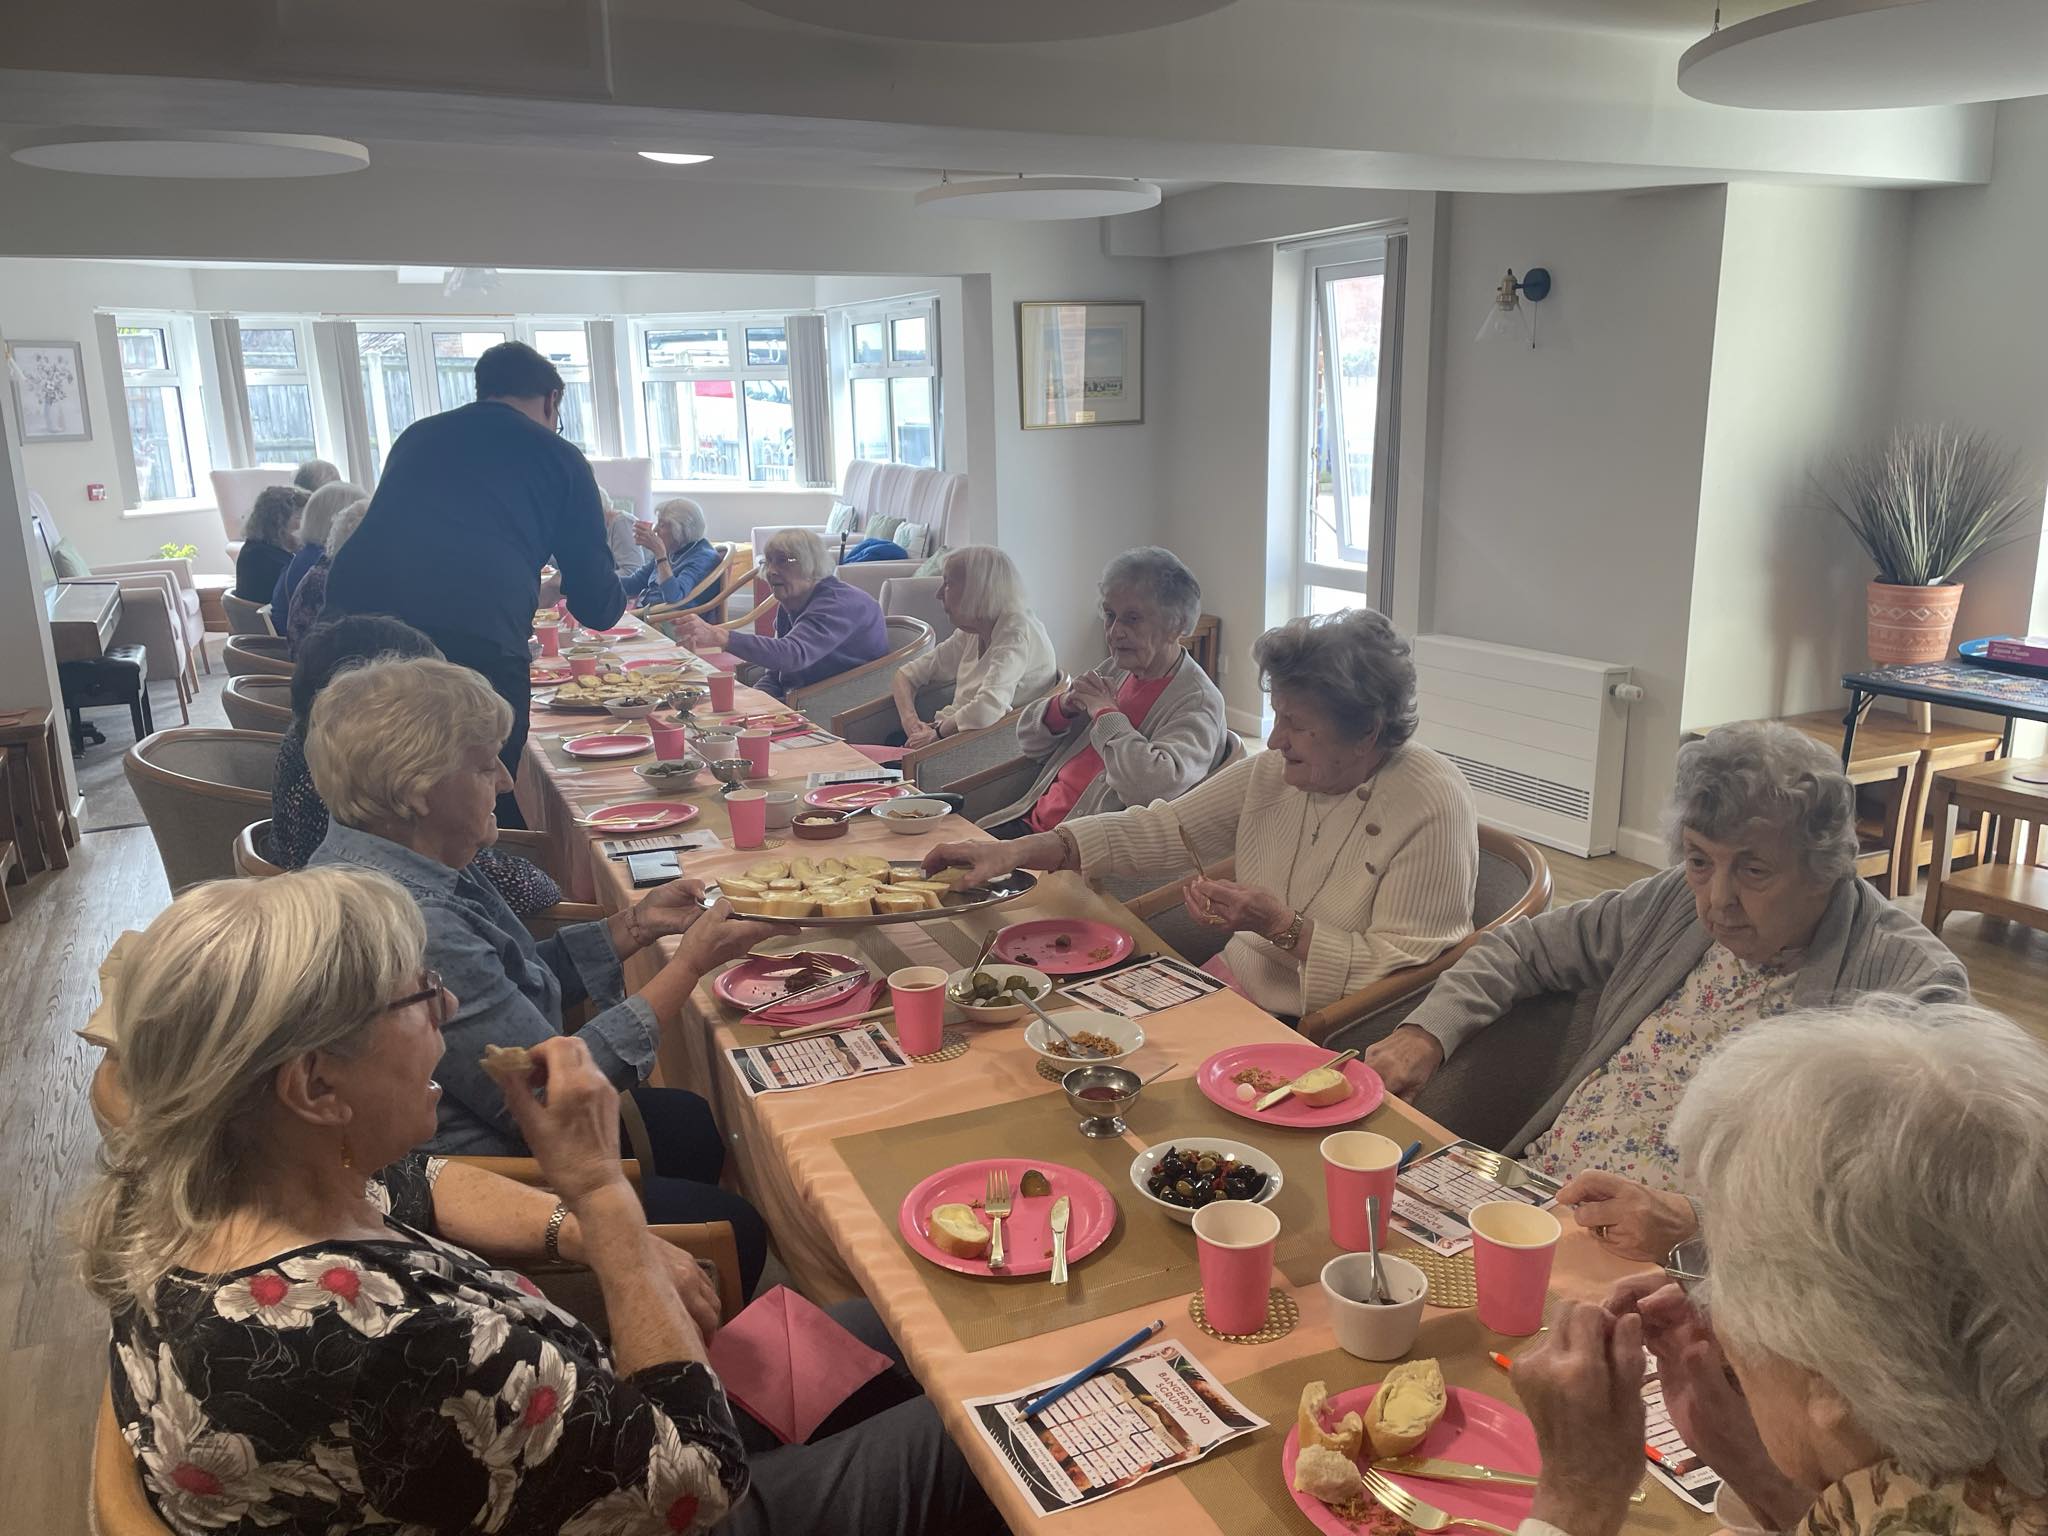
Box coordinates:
[1135,1061,1178,1089]
[1021,992,1107,1059]
[1365,1195,1391,1304]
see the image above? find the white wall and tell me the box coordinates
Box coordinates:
[1430,186,1728,858]
[1683,185,1910,732]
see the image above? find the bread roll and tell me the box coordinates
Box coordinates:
[873,890,925,914]
[1293,1444,1367,1507]
[719,876,767,899]
[927,1202,990,1259]
[767,878,802,893]
[764,894,818,918]
[1296,1381,1365,1461]
[818,891,873,918]
[479,1043,536,1088]
[725,894,769,916]
[1364,1359,1446,1458]
[745,860,790,881]
[1291,1066,1354,1107]
[844,855,890,878]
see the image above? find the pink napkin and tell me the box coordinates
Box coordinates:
[853,744,909,765]
[706,1286,892,1444]
[696,650,741,672]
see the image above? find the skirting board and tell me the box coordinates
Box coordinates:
[1615,826,1668,869]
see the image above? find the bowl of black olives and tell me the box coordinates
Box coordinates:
[1129,1138,1284,1226]
[944,963,1052,1024]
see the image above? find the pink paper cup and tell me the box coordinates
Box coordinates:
[726,787,768,850]
[567,652,600,679]
[1193,1200,1281,1336]
[1469,1200,1562,1337]
[535,624,561,657]
[888,965,949,1055]
[650,719,690,761]
[706,670,736,712]
[1322,1130,1401,1252]
[740,729,772,779]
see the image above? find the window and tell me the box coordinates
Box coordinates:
[842,299,939,469]
[429,328,510,411]
[633,317,793,483]
[239,320,318,468]
[116,316,203,503]
[356,328,420,482]
[1300,235,1404,615]
[524,324,598,454]
[349,322,517,479]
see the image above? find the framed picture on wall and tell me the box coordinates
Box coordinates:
[1016,300,1144,429]
[8,340,91,443]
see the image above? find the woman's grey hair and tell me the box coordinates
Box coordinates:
[1252,609,1418,749]
[298,481,363,549]
[293,459,341,493]
[1675,998,2048,1495]
[244,485,306,547]
[306,657,511,829]
[1100,546,1201,636]
[764,526,833,582]
[655,497,707,553]
[1666,721,1857,885]
[942,545,1030,627]
[324,499,371,560]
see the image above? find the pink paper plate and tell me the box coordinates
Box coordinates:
[899,1158,1116,1278]
[563,731,656,759]
[714,951,869,1016]
[991,918,1134,976]
[530,665,573,687]
[578,625,640,641]
[803,781,920,810]
[624,657,705,673]
[1196,1043,1385,1128]
[583,799,699,831]
[1283,1386,1539,1536]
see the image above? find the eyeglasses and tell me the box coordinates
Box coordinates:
[385,969,447,1021]
[1664,1235,1708,1296]
[763,552,801,570]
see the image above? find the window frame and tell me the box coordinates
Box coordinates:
[516,318,600,456]
[113,311,210,507]
[840,297,941,470]
[629,313,797,488]
[235,316,323,469]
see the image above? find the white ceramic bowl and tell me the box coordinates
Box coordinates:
[945,963,1052,1024]
[1022,1008,1144,1069]
[872,796,952,835]
[605,697,660,720]
[1128,1137,1284,1227]
[636,758,703,788]
[1322,1252,1429,1361]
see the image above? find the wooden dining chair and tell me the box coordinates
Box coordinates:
[221,591,275,637]
[222,635,294,678]
[123,727,281,893]
[233,819,284,877]
[791,615,935,730]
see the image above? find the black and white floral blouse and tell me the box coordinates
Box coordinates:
[110,1155,748,1535]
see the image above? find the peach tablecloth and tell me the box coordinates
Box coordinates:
[514,620,1713,1536]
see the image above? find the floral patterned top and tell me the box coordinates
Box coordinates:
[1523,942,1798,1189]
[1802,1462,2048,1536]
[110,1154,748,1535]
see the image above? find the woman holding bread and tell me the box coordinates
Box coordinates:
[927,609,1479,1020]
[670,527,887,698]
[304,655,775,1289]
[82,867,1001,1536]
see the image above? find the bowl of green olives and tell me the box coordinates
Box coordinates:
[1128,1137,1284,1226]
[944,963,1052,1024]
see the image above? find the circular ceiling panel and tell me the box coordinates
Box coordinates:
[11,130,370,178]
[1677,0,2048,110]
[915,176,1163,220]
[738,0,1236,42]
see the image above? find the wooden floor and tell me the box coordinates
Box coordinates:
[3,829,2043,1532]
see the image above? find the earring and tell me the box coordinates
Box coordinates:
[340,1134,355,1172]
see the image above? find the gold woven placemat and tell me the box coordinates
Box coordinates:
[1190,1287,1298,1343]
[906,1028,968,1064]
[1396,1245,1477,1309]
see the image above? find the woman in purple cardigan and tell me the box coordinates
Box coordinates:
[672,527,888,697]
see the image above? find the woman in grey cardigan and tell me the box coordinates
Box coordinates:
[1366,721,1966,1263]
[980,547,1230,836]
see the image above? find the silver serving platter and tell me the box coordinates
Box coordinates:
[706,866,1040,928]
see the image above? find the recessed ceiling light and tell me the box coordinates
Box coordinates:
[638,151,715,166]
[11,129,368,179]
[915,176,1163,221]
[738,0,1236,42]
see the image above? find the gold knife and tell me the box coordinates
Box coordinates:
[1049,1195,1071,1285]
[1374,1457,1538,1488]
[1255,1048,1359,1111]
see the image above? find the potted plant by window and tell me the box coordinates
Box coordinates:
[1818,426,2037,665]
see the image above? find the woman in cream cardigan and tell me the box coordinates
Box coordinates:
[889,545,1058,748]
[928,609,1478,1020]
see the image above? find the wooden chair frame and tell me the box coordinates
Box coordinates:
[221,676,294,733]
[222,635,294,678]
[786,616,934,728]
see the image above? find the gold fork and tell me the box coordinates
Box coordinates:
[984,1168,1012,1272]
[1362,1470,1518,1536]
[1450,1143,1557,1194]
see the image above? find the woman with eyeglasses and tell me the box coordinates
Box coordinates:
[303,655,776,1291]
[1509,999,2048,1536]
[670,527,887,699]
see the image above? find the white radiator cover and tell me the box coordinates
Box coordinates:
[1411,634,1632,857]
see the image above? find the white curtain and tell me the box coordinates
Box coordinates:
[785,312,834,489]
[584,318,623,459]
[311,320,376,489]
[91,312,141,508]
[208,316,255,469]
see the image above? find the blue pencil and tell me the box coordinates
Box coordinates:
[1397,1139,1424,1172]
[1023,1319,1166,1418]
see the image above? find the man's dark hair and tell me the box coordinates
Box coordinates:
[290,614,439,722]
[475,340,564,402]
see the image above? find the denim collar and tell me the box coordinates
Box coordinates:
[315,821,463,896]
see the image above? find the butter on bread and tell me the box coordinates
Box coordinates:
[927,1202,990,1259]
[1290,1065,1354,1107]
[1296,1381,1365,1461]
[1363,1358,1447,1457]
[1293,1444,1368,1507]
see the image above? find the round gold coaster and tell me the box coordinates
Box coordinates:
[1393,1244,1477,1309]
[1036,1057,1071,1084]
[1189,1287,1298,1344]
[907,1028,967,1065]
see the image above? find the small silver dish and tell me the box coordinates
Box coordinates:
[1062,1064,1143,1138]
[708,757,751,793]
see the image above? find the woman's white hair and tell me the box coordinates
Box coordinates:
[306,656,510,829]
[299,481,363,548]
[655,497,707,553]
[1666,721,1857,885]
[293,459,341,493]
[74,868,424,1306]
[1675,997,2048,1495]
[764,526,833,582]
[1100,546,1201,635]
[324,498,371,559]
[942,545,1030,627]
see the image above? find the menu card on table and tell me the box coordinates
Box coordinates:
[1058,955,1225,1018]
[1387,1141,1560,1255]
[1643,1354,1722,1512]
[965,1338,1264,1518]
[726,1024,910,1096]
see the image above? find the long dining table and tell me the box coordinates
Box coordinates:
[516,614,1715,1536]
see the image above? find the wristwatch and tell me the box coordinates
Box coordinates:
[1269,910,1305,952]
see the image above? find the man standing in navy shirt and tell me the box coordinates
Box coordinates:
[325,341,624,826]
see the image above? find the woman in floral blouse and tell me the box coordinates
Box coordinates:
[1506,1000,2048,1536]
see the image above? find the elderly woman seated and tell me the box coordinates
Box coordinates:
[84,869,1001,1536]
[285,497,370,654]
[272,615,560,916]
[271,478,362,620]
[887,545,1057,749]
[304,655,775,1287]
[929,609,1477,1019]
[671,528,887,699]
[1512,999,2048,1536]
[1364,720,1965,1262]
[292,456,340,493]
[233,483,306,603]
[980,545,1227,837]
[625,496,722,610]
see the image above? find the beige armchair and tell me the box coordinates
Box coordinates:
[61,572,196,725]
[29,497,210,677]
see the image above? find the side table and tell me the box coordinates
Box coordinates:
[0,707,76,876]
[1922,757,2048,937]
